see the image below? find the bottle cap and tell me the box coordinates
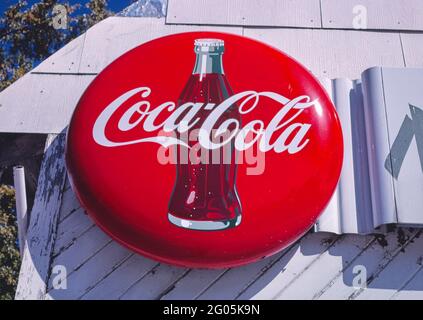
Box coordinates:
[194,39,225,54]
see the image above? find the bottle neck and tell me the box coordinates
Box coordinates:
[193,53,224,76]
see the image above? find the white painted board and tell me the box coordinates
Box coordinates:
[400,33,423,68]
[166,0,321,28]
[243,28,405,79]
[79,17,242,73]
[0,74,94,134]
[322,0,423,31]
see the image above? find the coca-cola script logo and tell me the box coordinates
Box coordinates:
[66,32,343,268]
[93,87,316,154]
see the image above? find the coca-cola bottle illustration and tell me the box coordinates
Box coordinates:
[168,39,242,231]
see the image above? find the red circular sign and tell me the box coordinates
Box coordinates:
[66,32,343,268]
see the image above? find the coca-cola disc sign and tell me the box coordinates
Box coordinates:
[66,32,343,268]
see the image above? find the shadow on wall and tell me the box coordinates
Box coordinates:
[237,227,423,300]
[21,134,423,300]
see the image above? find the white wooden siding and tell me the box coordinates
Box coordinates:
[400,33,423,67]
[321,0,423,31]
[167,0,423,31]
[166,0,321,28]
[0,74,94,134]
[243,28,405,79]
[79,17,242,74]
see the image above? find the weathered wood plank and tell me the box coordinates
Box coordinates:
[354,230,423,300]
[314,233,403,299]
[80,254,158,300]
[15,134,67,300]
[322,0,423,31]
[275,234,374,299]
[79,17,242,74]
[0,74,94,134]
[63,176,71,193]
[57,184,83,223]
[160,268,227,300]
[317,229,420,299]
[53,207,93,256]
[49,225,111,276]
[391,262,423,300]
[119,264,189,300]
[243,28,405,79]
[47,241,133,299]
[236,233,339,300]
[196,250,289,300]
[166,0,321,28]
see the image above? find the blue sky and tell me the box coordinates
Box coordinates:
[0,0,134,15]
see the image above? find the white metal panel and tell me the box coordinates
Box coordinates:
[332,79,359,233]
[0,74,94,134]
[243,28,405,79]
[79,17,242,73]
[166,0,321,28]
[400,33,423,67]
[315,78,341,233]
[381,68,423,225]
[361,67,397,227]
[321,0,423,31]
[345,80,373,233]
[317,79,373,234]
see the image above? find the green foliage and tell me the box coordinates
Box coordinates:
[0,186,19,300]
[0,0,112,91]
